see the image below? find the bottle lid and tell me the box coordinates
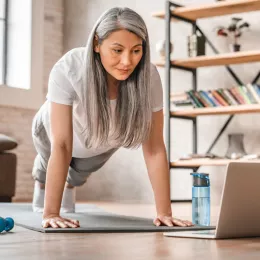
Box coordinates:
[190,173,210,187]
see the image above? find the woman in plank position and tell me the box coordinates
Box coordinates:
[31,7,193,229]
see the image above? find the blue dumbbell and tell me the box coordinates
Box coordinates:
[0,217,14,233]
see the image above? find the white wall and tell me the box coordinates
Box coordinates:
[64,0,260,205]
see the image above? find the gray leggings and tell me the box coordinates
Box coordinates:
[31,110,118,187]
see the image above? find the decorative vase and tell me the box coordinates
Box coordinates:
[225,133,247,159]
[229,43,241,52]
[188,34,206,57]
[156,40,173,59]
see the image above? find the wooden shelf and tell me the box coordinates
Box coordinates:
[171,158,260,167]
[153,0,260,171]
[155,50,260,69]
[171,104,260,117]
[152,0,260,21]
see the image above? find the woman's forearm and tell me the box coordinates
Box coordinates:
[43,146,72,218]
[143,147,172,215]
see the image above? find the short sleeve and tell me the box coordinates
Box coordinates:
[46,63,75,106]
[150,63,164,112]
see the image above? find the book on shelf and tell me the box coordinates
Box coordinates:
[223,89,237,106]
[199,90,216,107]
[171,84,260,109]
[186,90,203,108]
[248,84,260,103]
[230,87,244,105]
[213,89,229,106]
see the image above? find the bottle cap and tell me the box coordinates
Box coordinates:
[190,173,210,187]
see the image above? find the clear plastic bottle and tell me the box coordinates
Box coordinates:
[190,173,210,226]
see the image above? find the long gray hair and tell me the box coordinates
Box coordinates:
[81,7,152,149]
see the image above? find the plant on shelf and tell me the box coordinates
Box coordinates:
[216,17,250,52]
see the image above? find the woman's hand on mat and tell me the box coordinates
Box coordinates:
[42,214,80,228]
[153,215,194,227]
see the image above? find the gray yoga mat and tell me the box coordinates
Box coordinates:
[0,203,215,233]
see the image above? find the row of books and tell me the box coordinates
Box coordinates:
[172,84,260,108]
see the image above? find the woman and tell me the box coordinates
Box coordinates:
[31,7,193,229]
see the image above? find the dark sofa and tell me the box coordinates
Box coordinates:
[0,134,17,202]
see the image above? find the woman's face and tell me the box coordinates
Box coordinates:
[94,29,143,82]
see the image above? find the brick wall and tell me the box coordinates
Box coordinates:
[43,0,64,96]
[0,0,64,202]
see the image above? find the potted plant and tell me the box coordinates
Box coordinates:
[216,17,250,52]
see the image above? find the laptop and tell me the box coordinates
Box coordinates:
[164,162,260,239]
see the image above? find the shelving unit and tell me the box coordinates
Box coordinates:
[171,158,260,168]
[152,0,260,20]
[155,50,260,69]
[171,104,260,117]
[152,0,260,200]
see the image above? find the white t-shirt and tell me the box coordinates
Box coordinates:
[42,47,163,158]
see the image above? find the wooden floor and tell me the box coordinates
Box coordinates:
[1,202,260,260]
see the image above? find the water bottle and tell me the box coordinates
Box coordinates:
[190,173,210,226]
